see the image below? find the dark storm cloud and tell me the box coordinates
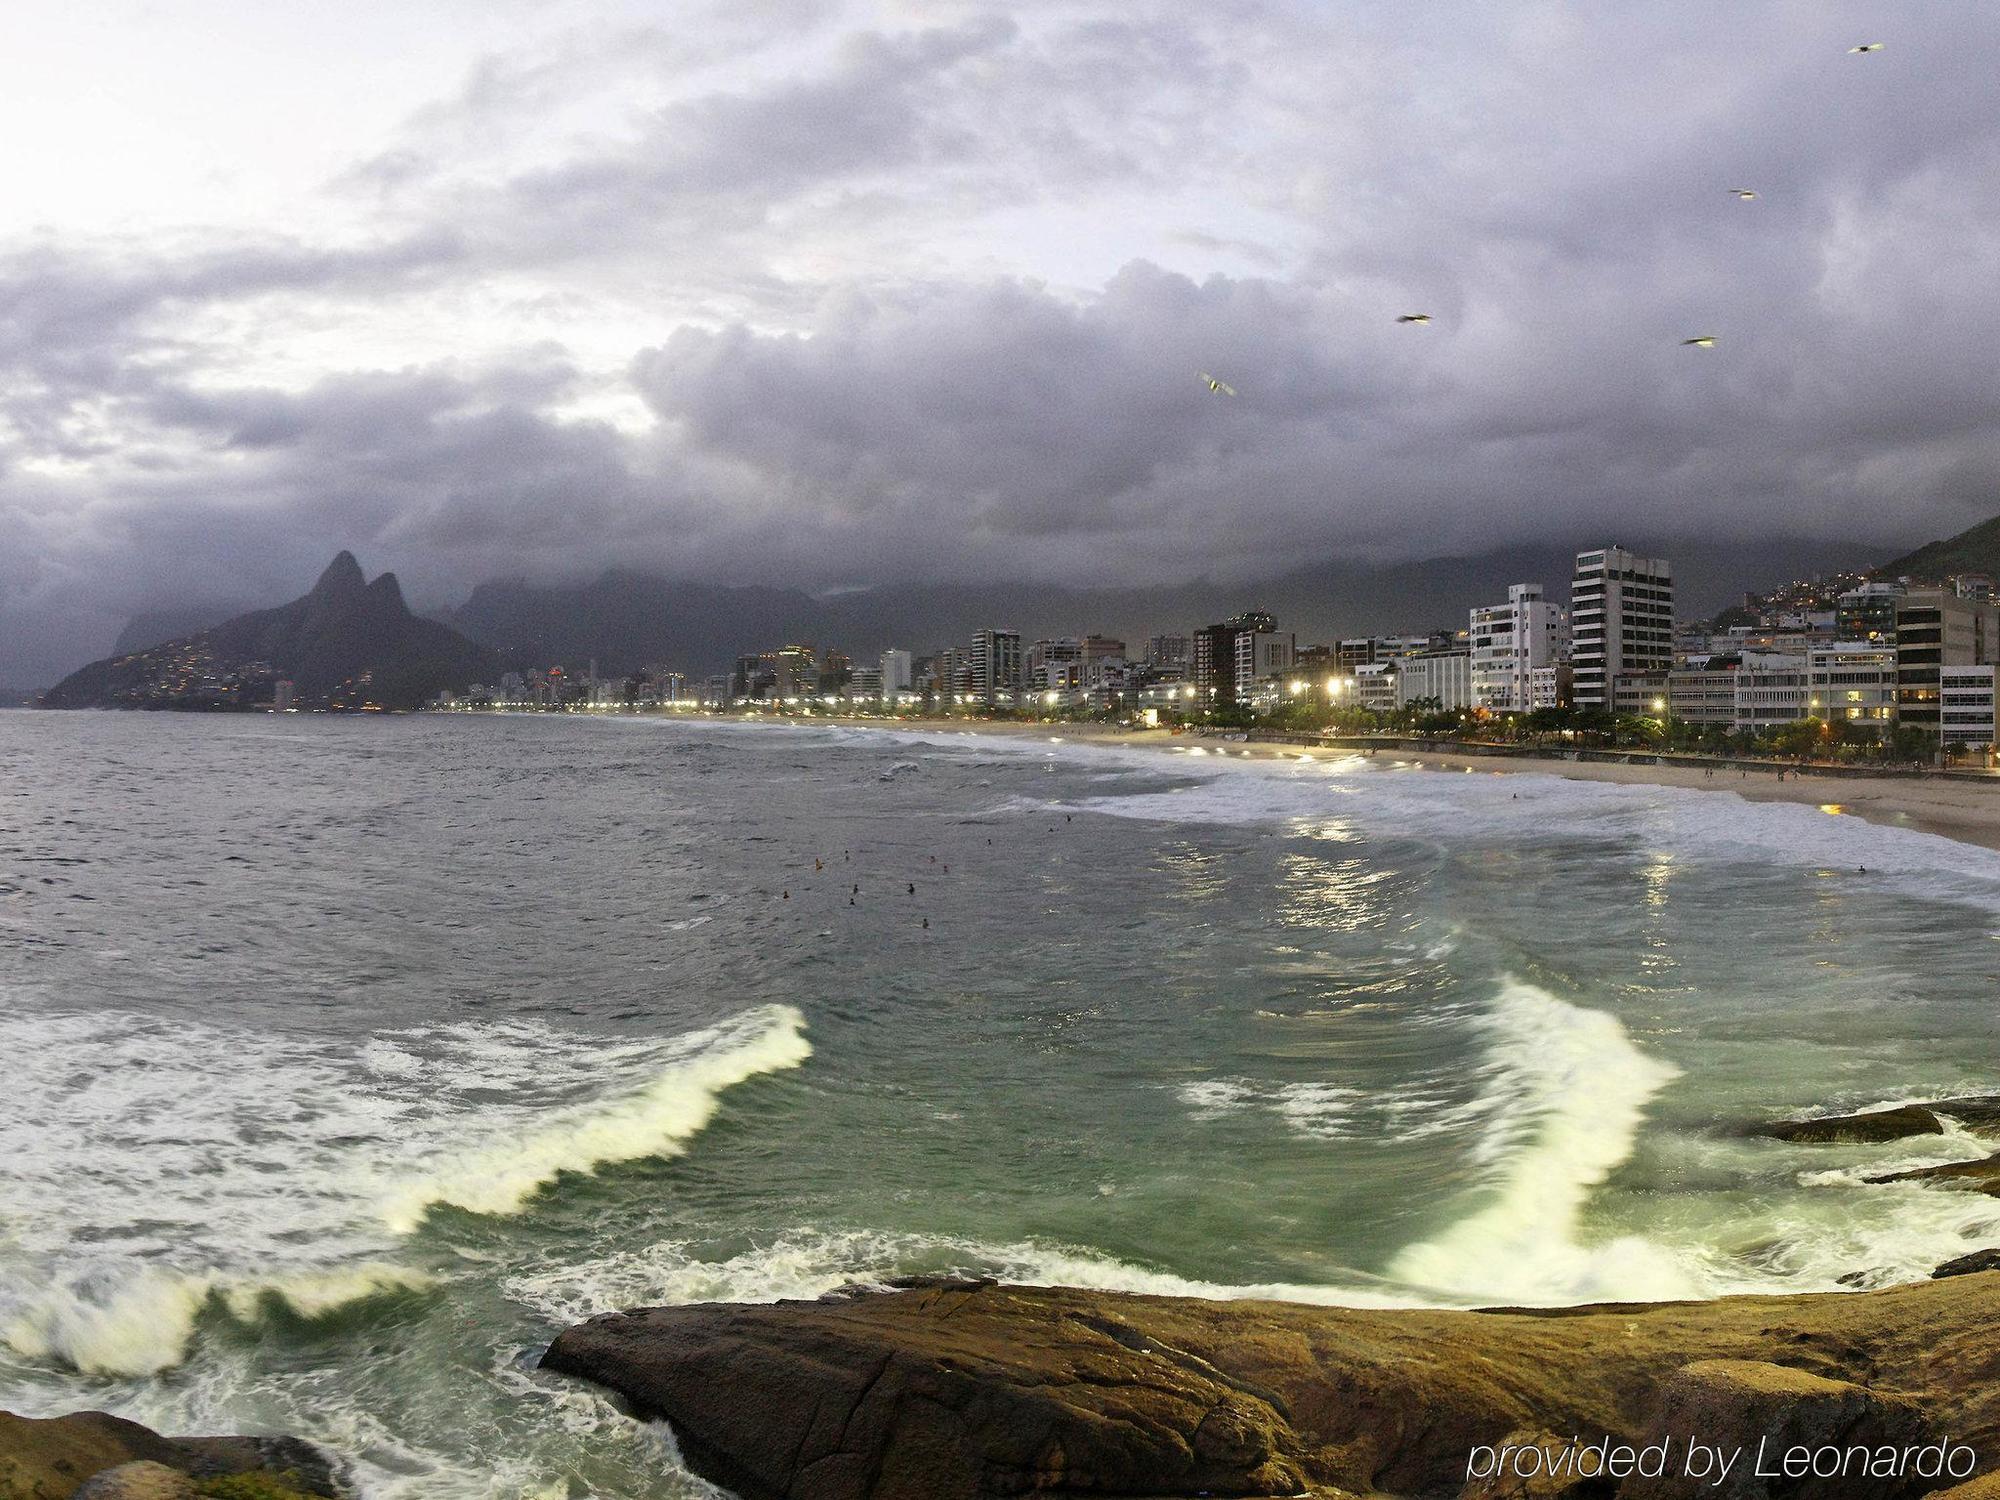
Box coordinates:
[6,2,2000,683]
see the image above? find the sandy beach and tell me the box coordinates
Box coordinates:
[744,713,2000,853]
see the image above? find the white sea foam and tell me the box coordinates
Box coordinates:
[0,1003,810,1375]
[380,1005,810,1231]
[1388,977,1693,1303]
[503,1226,1429,1329]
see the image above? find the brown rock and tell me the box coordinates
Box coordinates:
[0,1412,183,1500]
[1924,1472,2000,1499]
[1759,1107,1944,1144]
[70,1462,196,1499]
[542,1273,2000,1500]
[0,1410,344,1500]
[1459,1429,1615,1500]
[1628,1360,1932,1500]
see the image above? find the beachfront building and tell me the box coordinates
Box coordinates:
[1193,611,1276,706]
[1807,645,1898,730]
[1836,582,1903,646]
[1572,546,1674,710]
[1397,648,1472,710]
[1895,589,2000,739]
[880,649,913,699]
[1941,665,1997,751]
[1470,583,1569,711]
[1355,660,1398,712]
[1733,654,1810,731]
[1234,627,1296,701]
[1528,664,1570,709]
[1668,658,1740,726]
[1147,635,1190,672]
[1612,669,1672,719]
[1027,638,1080,691]
[968,629,1023,704]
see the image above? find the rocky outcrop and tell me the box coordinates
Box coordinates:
[1757,1106,1944,1144]
[0,1410,343,1500]
[542,1273,2000,1500]
[1935,1250,2000,1279]
[1869,1156,2000,1195]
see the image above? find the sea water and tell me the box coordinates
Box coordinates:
[2,712,1996,1496]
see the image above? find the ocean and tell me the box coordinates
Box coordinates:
[2,711,1997,1497]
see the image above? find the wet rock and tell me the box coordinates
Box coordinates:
[1866,1154,2000,1195]
[1758,1106,1943,1144]
[0,1410,344,1500]
[0,1412,183,1500]
[71,1461,197,1499]
[541,1275,2000,1500]
[1627,1360,1933,1500]
[1932,1249,2000,1279]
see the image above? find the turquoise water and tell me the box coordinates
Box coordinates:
[1,713,1996,1496]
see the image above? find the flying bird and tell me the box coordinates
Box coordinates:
[1729,188,1757,200]
[1199,373,1237,396]
[1848,41,1884,53]
[1396,314,1433,324]
[1681,336,1717,348]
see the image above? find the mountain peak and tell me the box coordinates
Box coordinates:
[312,551,367,599]
[364,571,408,614]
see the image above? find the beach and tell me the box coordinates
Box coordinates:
[719,712,2000,853]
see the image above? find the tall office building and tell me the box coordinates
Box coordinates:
[1895,588,2000,737]
[1146,635,1190,672]
[1571,546,1673,710]
[1193,611,1276,705]
[968,629,1023,703]
[1469,583,1569,711]
[880,649,913,699]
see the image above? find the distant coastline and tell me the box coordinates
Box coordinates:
[578,709,2000,854]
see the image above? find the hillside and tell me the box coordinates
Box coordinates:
[41,552,502,711]
[1878,512,2000,583]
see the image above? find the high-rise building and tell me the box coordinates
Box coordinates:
[1233,628,1295,699]
[1027,637,1081,689]
[880,649,913,699]
[968,629,1023,703]
[1895,589,2000,737]
[1470,583,1569,712]
[1146,635,1190,671]
[1193,611,1276,705]
[1571,546,1674,710]
[1941,665,1998,748]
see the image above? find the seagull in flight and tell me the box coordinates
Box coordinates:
[1199,373,1237,396]
[1729,188,1757,200]
[1681,336,1718,348]
[1848,41,1884,53]
[1396,314,1433,324]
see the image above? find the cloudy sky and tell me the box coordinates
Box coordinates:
[3,1,1996,682]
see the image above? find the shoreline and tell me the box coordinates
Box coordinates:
[664,712,2000,854]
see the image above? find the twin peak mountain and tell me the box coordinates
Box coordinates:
[41,553,499,711]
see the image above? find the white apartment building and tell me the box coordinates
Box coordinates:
[1940,665,1997,747]
[1397,649,1472,710]
[1733,654,1809,730]
[1807,645,1897,729]
[1234,630,1296,700]
[1527,665,1568,709]
[1572,546,1674,710]
[879,649,913,699]
[1668,659,1739,725]
[1355,660,1398,712]
[1470,583,1568,711]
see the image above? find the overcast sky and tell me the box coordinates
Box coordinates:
[3,1,1997,681]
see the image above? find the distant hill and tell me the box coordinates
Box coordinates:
[41,553,503,711]
[452,535,1882,675]
[112,602,255,656]
[1876,512,2000,583]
